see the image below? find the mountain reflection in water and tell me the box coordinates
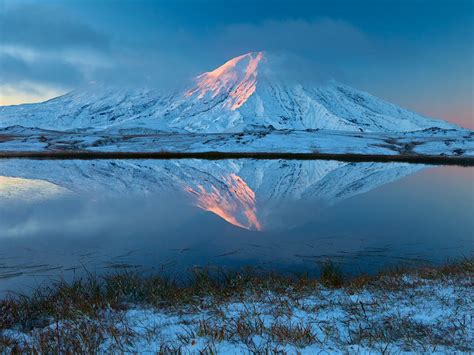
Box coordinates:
[1,160,473,295]
[186,173,262,231]
[0,159,424,230]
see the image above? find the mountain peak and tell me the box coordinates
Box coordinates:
[0,51,460,133]
[185,51,265,110]
[204,52,264,78]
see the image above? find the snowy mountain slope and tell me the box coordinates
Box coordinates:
[0,52,460,133]
[307,83,456,132]
[0,159,425,230]
[0,87,171,132]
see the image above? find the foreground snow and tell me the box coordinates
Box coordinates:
[2,274,472,353]
[0,126,473,158]
[122,279,473,353]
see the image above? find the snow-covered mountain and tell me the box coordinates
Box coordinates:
[0,52,458,133]
[0,159,424,231]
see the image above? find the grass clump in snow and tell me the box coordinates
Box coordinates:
[319,261,344,288]
[1,257,473,353]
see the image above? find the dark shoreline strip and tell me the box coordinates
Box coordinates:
[0,151,473,166]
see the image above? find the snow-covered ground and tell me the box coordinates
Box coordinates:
[2,271,472,353]
[0,126,473,158]
[108,278,474,353]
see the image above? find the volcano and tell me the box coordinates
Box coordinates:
[0,52,458,133]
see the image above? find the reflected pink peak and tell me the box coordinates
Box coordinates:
[185,173,262,231]
[185,52,264,110]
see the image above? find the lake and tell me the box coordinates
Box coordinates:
[0,159,473,295]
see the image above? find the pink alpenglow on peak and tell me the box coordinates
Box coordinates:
[185,52,264,110]
[0,51,461,133]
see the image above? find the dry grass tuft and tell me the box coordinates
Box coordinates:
[319,261,344,288]
[1,257,472,352]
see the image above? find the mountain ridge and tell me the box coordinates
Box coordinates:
[0,51,460,133]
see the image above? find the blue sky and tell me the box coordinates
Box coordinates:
[0,0,472,128]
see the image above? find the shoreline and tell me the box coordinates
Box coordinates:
[1,150,473,166]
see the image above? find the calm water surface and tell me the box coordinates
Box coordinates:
[0,159,473,294]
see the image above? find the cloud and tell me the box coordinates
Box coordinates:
[87,18,374,89]
[142,18,373,86]
[216,19,372,58]
[0,5,110,52]
[0,2,375,100]
[0,53,84,87]
[0,3,111,97]
[0,83,65,106]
